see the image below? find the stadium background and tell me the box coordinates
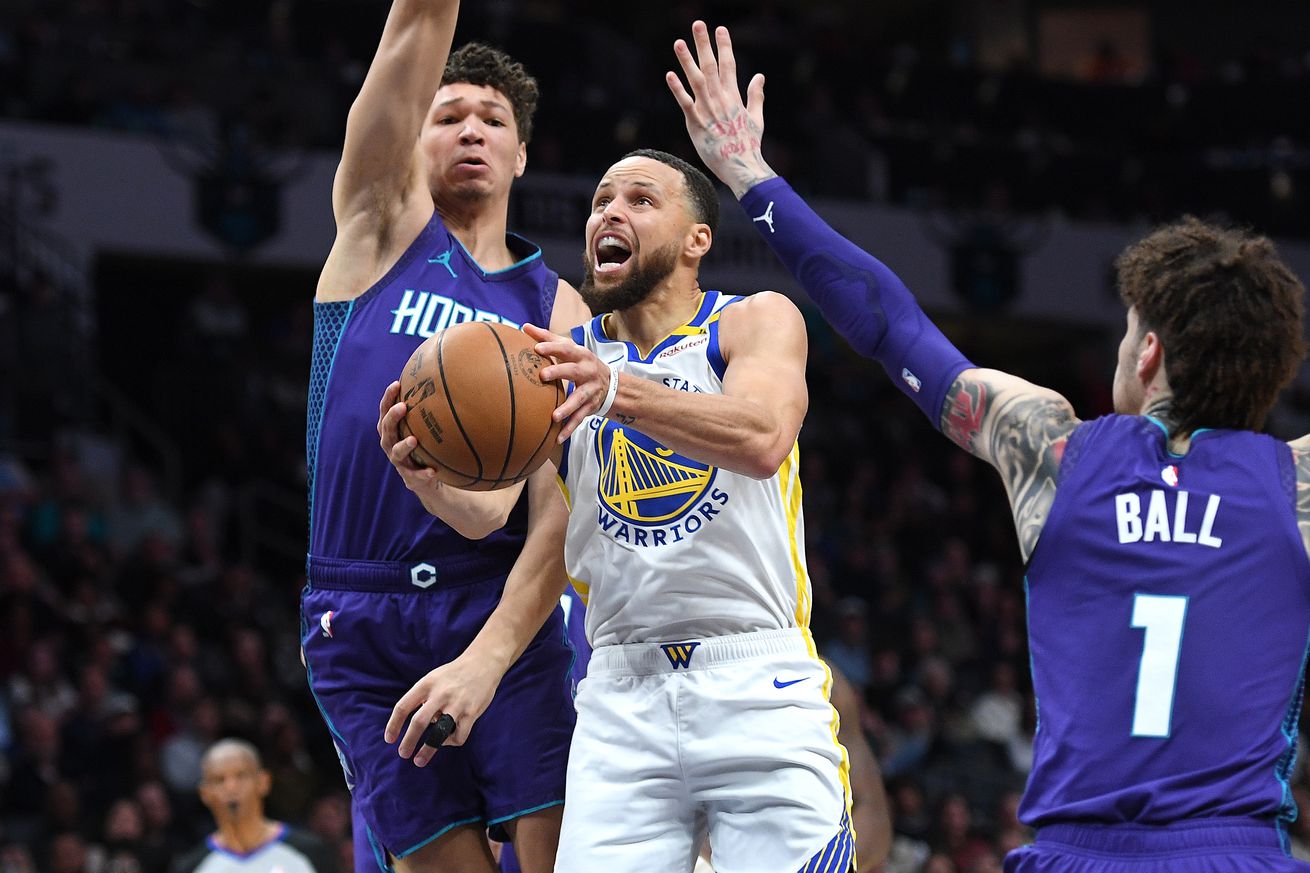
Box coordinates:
[3,1,1310,871]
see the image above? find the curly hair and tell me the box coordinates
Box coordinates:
[443,43,539,144]
[1116,216,1307,433]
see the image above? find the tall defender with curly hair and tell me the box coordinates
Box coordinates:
[672,20,1310,872]
[304,3,589,872]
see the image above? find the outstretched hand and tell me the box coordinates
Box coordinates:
[524,323,617,442]
[665,21,775,198]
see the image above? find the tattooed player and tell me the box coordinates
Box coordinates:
[672,20,1310,873]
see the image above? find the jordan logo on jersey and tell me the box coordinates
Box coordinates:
[592,421,731,547]
[427,248,458,277]
[661,642,701,669]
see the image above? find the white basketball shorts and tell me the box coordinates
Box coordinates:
[554,627,855,873]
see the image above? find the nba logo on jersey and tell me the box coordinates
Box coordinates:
[661,642,701,669]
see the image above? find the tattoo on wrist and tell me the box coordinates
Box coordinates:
[942,381,987,453]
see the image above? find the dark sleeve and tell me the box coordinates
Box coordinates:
[282,829,341,873]
[170,843,211,873]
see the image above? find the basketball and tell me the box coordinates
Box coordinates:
[397,321,563,491]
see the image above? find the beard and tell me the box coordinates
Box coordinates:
[578,240,681,316]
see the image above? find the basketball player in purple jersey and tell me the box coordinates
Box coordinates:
[671,21,1310,872]
[303,2,589,872]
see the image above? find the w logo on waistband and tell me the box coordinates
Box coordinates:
[661,642,701,669]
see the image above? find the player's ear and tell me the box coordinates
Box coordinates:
[685,223,712,259]
[257,769,272,799]
[514,143,527,179]
[1136,330,1163,384]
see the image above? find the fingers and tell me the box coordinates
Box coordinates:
[411,714,456,767]
[521,322,557,344]
[747,73,766,124]
[555,403,592,443]
[714,25,740,97]
[378,380,401,422]
[385,684,425,746]
[666,70,695,116]
[691,20,718,81]
[672,38,705,96]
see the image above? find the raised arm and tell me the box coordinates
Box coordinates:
[526,290,808,480]
[332,0,459,226]
[667,22,1079,561]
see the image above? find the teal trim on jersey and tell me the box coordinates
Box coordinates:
[1274,626,1310,824]
[1024,576,1041,735]
[1144,415,1188,459]
[454,232,542,277]
[394,816,483,859]
[303,661,348,746]
[486,798,565,827]
[307,300,355,532]
[364,822,391,873]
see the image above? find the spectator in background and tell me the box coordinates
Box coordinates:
[107,467,183,558]
[822,595,873,690]
[172,739,337,873]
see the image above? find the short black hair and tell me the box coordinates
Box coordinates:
[621,149,719,235]
[444,43,539,144]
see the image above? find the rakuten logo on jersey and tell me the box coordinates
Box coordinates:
[657,335,708,359]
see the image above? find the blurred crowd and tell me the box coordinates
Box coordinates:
[2,1,1310,237]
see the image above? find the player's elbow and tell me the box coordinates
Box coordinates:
[739,437,791,480]
[439,504,512,541]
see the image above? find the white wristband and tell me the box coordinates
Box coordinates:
[595,361,620,418]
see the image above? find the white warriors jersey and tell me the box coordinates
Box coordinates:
[558,291,813,648]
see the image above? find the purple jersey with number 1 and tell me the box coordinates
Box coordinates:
[1010,414,1310,871]
[303,211,576,864]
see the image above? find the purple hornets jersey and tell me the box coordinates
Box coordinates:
[1020,415,1310,829]
[307,212,559,584]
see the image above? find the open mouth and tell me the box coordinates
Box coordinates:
[455,157,487,170]
[594,233,632,274]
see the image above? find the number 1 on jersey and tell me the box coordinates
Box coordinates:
[1130,594,1188,737]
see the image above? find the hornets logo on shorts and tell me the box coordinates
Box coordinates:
[595,422,718,524]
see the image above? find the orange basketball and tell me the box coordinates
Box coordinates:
[397,322,563,491]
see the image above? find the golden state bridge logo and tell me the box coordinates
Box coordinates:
[593,421,729,547]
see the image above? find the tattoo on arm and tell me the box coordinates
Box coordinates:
[941,381,987,454]
[942,375,1077,561]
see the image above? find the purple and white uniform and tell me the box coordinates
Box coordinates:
[302,211,576,864]
[1010,415,1310,872]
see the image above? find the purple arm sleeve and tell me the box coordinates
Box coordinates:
[739,177,974,428]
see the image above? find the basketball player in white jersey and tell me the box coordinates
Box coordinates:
[384,142,856,869]
[511,145,854,872]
